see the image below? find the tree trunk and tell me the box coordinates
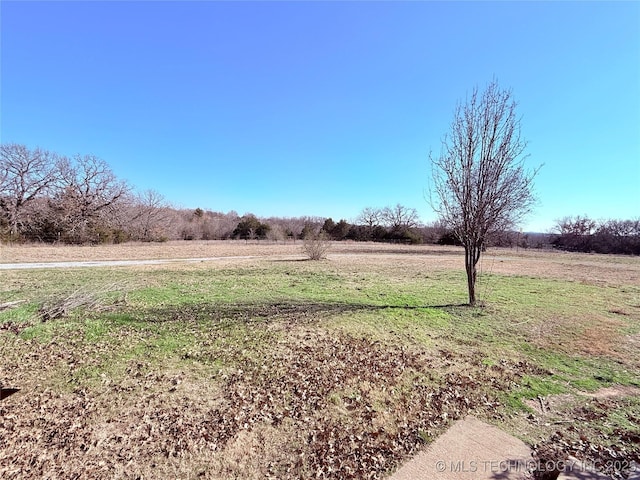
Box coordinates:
[464,244,480,306]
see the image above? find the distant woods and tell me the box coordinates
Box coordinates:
[1,143,638,254]
[551,215,640,255]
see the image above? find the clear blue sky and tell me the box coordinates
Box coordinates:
[2,1,639,232]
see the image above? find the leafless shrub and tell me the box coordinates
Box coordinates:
[38,283,129,322]
[302,230,331,260]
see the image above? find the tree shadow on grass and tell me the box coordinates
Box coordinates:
[132,301,470,325]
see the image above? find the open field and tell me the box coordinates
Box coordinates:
[1,242,639,479]
[2,240,639,285]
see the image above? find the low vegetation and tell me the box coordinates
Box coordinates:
[1,244,639,478]
[301,230,331,260]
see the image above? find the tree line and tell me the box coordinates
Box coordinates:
[1,143,637,254]
[0,143,427,244]
[551,215,640,255]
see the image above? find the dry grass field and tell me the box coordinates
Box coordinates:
[2,240,639,285]
[1,241,639,479]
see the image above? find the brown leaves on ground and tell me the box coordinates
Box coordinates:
[0,326,541,479]
[0,320,31,335]
[531,397,640,480]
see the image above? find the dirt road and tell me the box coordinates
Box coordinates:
[0,256,258,270]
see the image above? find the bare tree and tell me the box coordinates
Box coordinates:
[554,215,597,236]
[52,154,130,243]
[266,223,287,242]
[0,158,7,192]
[357,207,382,228]
[430,81,539,306]
[0,144,61,238]
[381,204,419,234]
[127,189,171,241]
[356,207,383,240]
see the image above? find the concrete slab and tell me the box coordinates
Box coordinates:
[389,416,532,480]
[389,416,636,479]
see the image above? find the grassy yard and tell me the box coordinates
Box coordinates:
[1,243,639,479]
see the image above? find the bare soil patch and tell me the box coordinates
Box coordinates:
[525,386,640,416]
[585,385,640,400]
